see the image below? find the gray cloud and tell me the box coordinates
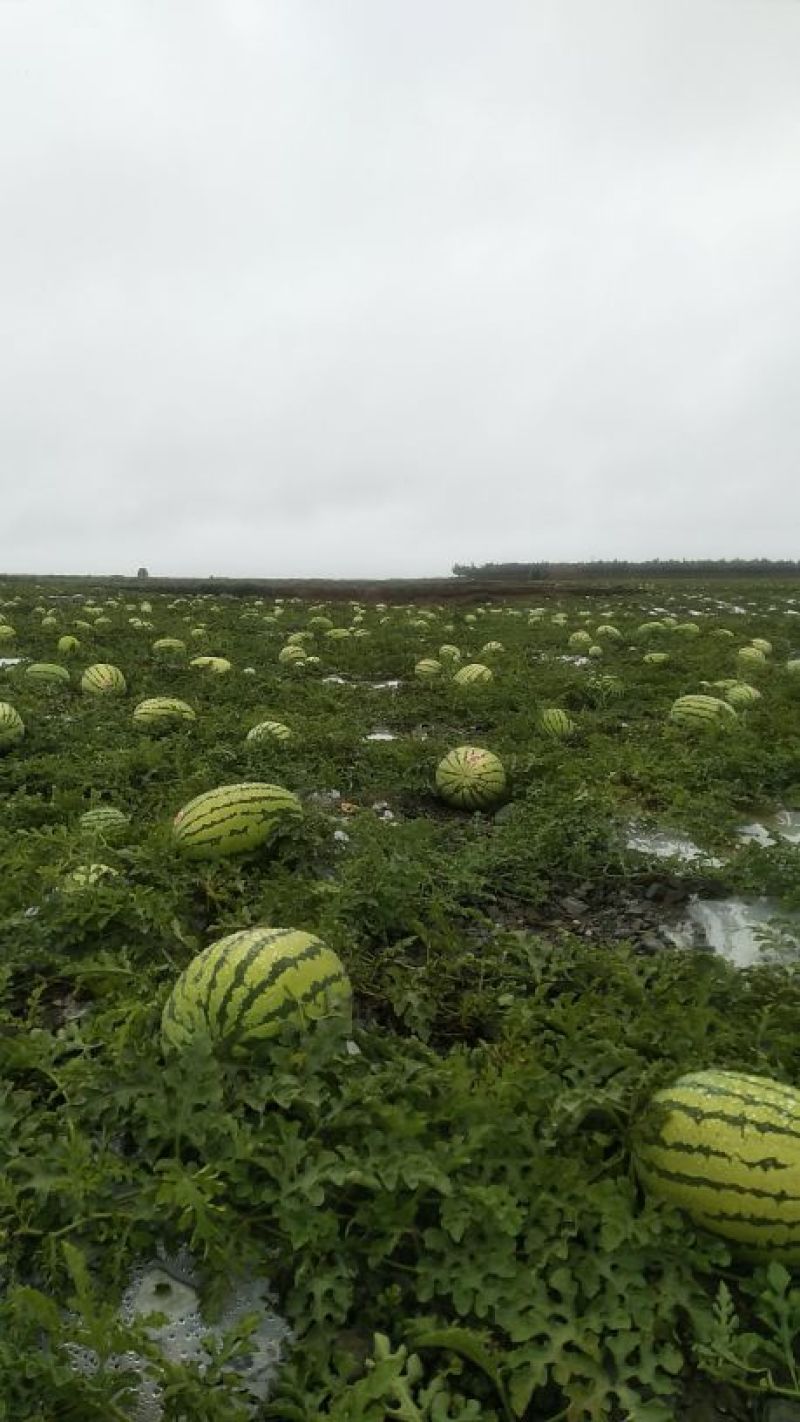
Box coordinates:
[2,0,800,576]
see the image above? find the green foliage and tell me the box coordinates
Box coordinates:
[2,579,800,1419]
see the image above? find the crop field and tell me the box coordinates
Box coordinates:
[3,579,800,1421]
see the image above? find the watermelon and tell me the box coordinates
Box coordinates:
[152,638,187,657]
[751,638,772,654]
[26,663,71,686]
[57,635,80,655]
[133,697,196,729]
[595,625,622,639]
[737,646,767,666]
[587,674,624,700]
[452,663,493,686]
[539,708,576,739]
[643,652,670,666]
[278,645,307,665]
[0,626,16,644]
[633,1069,800,1259]
[669,695,738,728]
[674,622,701,636]
[81,664,127,695]
[438,644,461,663]
[246,720,292,744]
[414,658,443,680]
[65,863,119,890]
[724,683,762,708]
[568,631,592,649]
[190,656,232,674]
[787,659,800,675]
[79,806,131,842]
[172,782,302,859]
[162,926,351,1057]
[0,703,24,751]
[435,746,507,810]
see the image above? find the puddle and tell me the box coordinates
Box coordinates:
[322,677,401,690]
[624,823,724,867]
[66,1251,289,1419]
[364,731,398,741]
[773,811,800,844]
[738,822,776,848]
[0,657,25,667]
[664,897,800,969]
[737,811,800,848]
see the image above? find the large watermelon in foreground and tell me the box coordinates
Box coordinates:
[81,663,127,695]
[162,926,352,1056]
[435,746,506,810]
[133,696,197,730]
[172,782,301,859]
[633,1069,800,1259]
[669,695,737,729]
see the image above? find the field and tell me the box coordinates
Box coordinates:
[2,579,800,1421]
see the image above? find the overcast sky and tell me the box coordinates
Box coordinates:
[2,0,800,577]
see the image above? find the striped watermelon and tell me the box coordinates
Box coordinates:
[0,625,16,644]
[133,697,196,729]
[643,652,670,666]
[162,926,351,1056]
[587,674,624,701]
[26,662,71,686]
[669,695,738,729]
[737,646,767,666]
[787,659,800,675]
[152,637,187,657]
[724,682,762,708]
[57,635,80,655]
[435,746,506,810]
[0,703,24,750]
[438,644,461,663]
[414,658,443,680]
[65,863,120,890]
[189,656,232,674]
[568,631,592,649]
[751,638,772,654]
[246,720,292,744]
[278,645,306,665]
[79,806,131,842]
[172,782,302,859]
[633,1069,800,1259]
[539,708,576,739]
[674,622,701,636]
[81,664,127,695]
[453,663,493,686]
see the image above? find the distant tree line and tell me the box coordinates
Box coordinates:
[452,562,551,580]
[452,559,800,580]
